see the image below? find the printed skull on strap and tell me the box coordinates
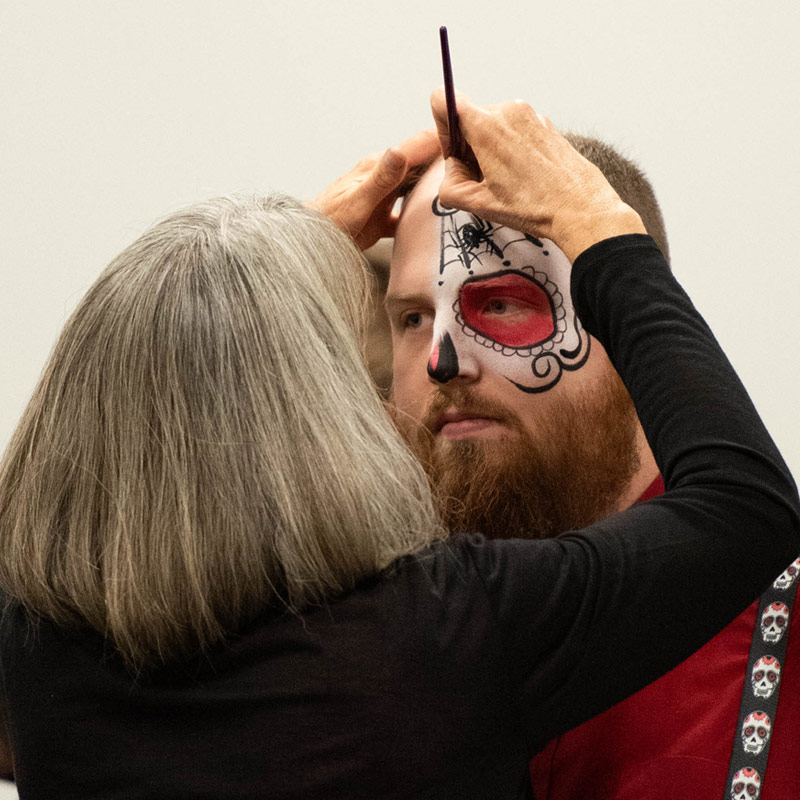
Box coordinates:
[427,197,590,392]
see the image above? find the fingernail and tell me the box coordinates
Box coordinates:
[384,148,405,169]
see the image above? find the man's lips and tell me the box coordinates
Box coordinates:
[433,411,504,438]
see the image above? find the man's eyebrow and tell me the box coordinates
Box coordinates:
[384,291,432,309]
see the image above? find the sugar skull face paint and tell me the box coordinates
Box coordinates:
[388,161,646,534]
[427,197,590,393]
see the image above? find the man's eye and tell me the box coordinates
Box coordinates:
[485,299,508,314]
[402,312,423,329]
[459,272,556,348]
[484,298,523,315]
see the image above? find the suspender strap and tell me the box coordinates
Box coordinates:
[724,556,800,800]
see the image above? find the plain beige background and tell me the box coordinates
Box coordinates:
[3,1,799,478]
[0,1,798,794]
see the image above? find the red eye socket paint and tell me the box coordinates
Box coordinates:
[459,272,556,348]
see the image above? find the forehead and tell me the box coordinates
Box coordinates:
[390,161,559,296]
[388,161,446,296]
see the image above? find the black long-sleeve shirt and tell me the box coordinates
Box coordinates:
[1,235,798,799]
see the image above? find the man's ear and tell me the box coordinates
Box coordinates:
[363,240,393,398]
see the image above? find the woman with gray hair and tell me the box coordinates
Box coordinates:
[0,97,797,799]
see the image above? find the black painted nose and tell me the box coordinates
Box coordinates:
[427,332,460,383]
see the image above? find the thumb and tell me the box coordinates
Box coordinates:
[368,148,409,200]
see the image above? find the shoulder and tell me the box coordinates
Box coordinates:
[389,533,555,586]
[390,533,569,621]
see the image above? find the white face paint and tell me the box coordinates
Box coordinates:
[427,197,590,393]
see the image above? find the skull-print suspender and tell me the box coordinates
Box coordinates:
[725,557,800,800]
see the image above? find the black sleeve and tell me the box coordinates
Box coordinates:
[465,235,800,756]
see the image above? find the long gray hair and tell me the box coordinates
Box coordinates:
[0,194,443,669]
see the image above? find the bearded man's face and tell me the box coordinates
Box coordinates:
[386,160,640,538]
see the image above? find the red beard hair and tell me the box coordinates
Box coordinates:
[396,371,640,540]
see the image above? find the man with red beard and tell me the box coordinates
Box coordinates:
[387,148,661,539]
[384,137,799,798]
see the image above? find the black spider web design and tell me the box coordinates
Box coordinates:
[432,196,545,276]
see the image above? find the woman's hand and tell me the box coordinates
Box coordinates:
[309,129,440,251]
[430,89,645,262]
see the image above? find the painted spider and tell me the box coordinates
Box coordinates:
[433,197,502,273]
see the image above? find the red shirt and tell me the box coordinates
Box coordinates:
[530,477,800,800]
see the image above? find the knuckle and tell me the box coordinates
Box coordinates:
[357,153,380,170]
[515,101,536,122]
